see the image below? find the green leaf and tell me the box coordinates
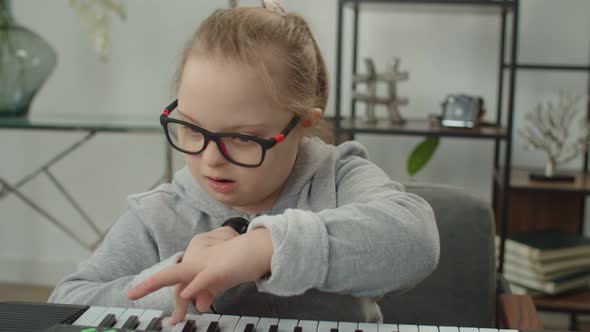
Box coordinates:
[407,137,440,177]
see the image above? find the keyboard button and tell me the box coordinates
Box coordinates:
[97,313,117,327]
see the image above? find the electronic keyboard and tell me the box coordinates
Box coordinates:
[0,301,535,332]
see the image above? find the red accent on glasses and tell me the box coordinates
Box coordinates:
[273,134,285,143]
[163,109,170,116]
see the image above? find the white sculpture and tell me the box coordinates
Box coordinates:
[519,92,589,178]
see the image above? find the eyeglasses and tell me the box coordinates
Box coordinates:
[160,99,300,168]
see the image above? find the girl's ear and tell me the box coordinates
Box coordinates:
[301,108,323,128]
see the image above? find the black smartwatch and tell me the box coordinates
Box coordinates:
[221,217,250,235]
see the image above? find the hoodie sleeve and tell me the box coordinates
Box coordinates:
[249,141,440,297]
[48,206,183,313]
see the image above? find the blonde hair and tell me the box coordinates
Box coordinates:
[173,7,333,142]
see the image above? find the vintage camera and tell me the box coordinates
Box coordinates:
[441,94,485,128]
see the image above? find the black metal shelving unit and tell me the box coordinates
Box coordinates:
[333,0,518,271]
[333,0,590,272]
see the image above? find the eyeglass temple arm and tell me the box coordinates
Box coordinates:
[163,99,179,116]
[272,117,301,144]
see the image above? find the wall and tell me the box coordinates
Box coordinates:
[1,0,589,286]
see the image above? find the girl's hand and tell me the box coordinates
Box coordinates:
[127,227,273,325]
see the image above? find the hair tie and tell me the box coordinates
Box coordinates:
[262,0,286,16]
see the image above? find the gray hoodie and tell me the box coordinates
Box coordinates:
[49,137,439,323]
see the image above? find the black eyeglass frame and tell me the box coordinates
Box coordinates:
[160,99,301,168]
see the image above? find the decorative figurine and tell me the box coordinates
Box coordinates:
[352,57,409,124]
[518,92,589,181]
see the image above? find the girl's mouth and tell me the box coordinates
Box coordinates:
[206,177,237,193]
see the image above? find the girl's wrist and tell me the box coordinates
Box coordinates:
[245,228,273,278]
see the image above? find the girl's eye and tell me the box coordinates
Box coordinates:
[233,136,252,143]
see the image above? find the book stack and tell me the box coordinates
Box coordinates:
[496,230,590,295]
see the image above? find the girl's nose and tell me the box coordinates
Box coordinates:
[201,140,228,167]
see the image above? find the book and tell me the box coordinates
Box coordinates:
[503,261,590,281]
[503,269,590,295]
[497,230,590,261]
[503,253,590,275]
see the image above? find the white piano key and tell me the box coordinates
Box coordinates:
[459,327,479,332]
[234,316,260,332]
[278,319,299,332]
[219,315,242,332]
[358,322,379,332]
[160,314,202,332]
[257,317,280,332]
[439,327,459,332]
[419,325,439,332]
[378,323,398,332]
[339,321,359,332]
[136,309,165,330]
[195,313,220,331]
[480,329,499,332]
[399,325,419,332]
[91,306,127,326]
[499,330,518,332]
[298,320,319,332]
[317,320,339,332]
[113,308,145,328]
[73,306,108,326]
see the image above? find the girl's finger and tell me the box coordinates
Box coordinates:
[170,284,190,325]
[128,264,190,300]
[180,268,224,300]
[194,290,216,313]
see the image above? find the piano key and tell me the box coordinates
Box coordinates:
[378,324,398,332]
[208,320,221,332]
[358,323,378,332]
[480,329,499,332]
[137,309,165,330]
[338,322,359,332]
[182,319,197,332]
[90,307,126,326]
[459,327,479,332]
[234,316,260,332]
[73,306,108,326]
[97,313,117,327]
[294,326,303,332]
[218,314,241,332]
[317,320,339,332]
[121,315,140,329]
[278,319,299,332]
[146,317,165,331]
[113,308,145,328]
[399,325,419,332]
[499,330,518,332]
[298,320,319,332]
[257,317,279,332]
[194,313,218,332]
[438,327,459,332]
[419,325,439,332]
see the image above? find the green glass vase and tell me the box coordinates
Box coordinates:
[0,0,57,117]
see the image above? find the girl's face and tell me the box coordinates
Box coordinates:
[177,56,304,214]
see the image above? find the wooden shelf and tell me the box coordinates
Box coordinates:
[495,168,590,194]
[534,289,590,315]
[342,0,515,7]
[333,117,507,139]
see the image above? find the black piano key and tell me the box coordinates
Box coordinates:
[355,330,363,332]
[146,316,164,331]
[182,319,197,332]
[244,322,256,332]
[269,324,279,332]
[293,326,303,332]
[330,328,339,332]
[97,313,117,327]
[121,315,140,329]
[207,320,221,332]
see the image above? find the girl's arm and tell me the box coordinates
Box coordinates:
[249,142,440,297]
[48,208,182,312]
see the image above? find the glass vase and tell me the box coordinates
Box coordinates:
[0,0,57,117]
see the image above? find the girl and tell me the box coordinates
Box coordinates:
[49,1,440,325]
